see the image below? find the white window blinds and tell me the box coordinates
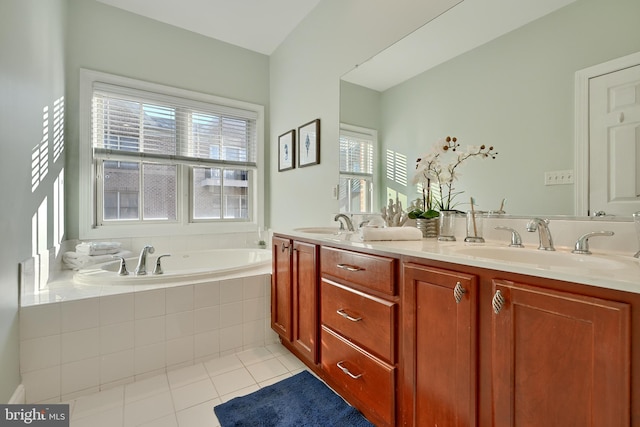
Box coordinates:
[339,129,374,176]
[92,83,258,167]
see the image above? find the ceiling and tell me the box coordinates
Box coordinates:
[342,0,577,91]
[96,0,577,90]
[96,0,322,55]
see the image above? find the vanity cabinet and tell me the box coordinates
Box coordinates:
[400,258,632,427]
[319,246,398,427]
[271,236,292,340]
[271,236,319,364]
[272,235,638,426]
[490,279,630,426]
[400,263,478,427]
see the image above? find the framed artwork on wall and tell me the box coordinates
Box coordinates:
[278,129,296,172]
[298,119,320,167]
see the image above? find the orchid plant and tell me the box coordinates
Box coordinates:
[409,136,498,219]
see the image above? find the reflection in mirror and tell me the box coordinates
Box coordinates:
[340,0,640,219]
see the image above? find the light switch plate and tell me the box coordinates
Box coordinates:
[544,170,574,186]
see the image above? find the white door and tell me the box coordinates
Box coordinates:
[589,64,640,217]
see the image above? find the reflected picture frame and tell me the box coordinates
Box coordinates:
[298,119,320,167]
[278,129,296,172]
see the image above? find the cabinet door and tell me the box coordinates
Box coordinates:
[401,263,478,427]
[292,241,318,364]
[271,236,292,340]
[491,280,631,427]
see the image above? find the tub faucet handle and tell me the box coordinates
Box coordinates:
[153,254,171,275]
[112,255,129,276]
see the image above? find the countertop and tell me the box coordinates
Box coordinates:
[276,228,640,295]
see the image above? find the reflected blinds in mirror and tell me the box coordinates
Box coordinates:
[339,127,375,213]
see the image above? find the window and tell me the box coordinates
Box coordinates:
[79,69,264,238]
[339,124,377,213]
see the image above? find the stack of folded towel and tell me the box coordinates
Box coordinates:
[63,242,132,270]
[75,241,122,256]
[359,226,423,241]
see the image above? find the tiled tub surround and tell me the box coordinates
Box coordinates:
[19,270,278,403]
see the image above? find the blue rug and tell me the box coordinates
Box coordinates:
[213,370,375,426]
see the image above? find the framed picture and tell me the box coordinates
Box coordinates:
[278,129,296,172]
[298,119,320,167]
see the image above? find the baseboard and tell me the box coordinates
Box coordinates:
[8,384,25,404]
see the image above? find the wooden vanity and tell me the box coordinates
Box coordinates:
[271,232,639,427]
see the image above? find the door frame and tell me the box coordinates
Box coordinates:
[574,51,640,216]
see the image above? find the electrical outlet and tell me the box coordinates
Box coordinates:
[544,169,574,186]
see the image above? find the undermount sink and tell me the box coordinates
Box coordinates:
[451,245,639,271]
[293,227,343,235]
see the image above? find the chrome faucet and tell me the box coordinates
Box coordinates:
[134,245,155,275]
[526,218,555,251]
[334,214,355,232]
[571,231,614,255]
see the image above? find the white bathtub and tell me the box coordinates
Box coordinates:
[73,248,272,286]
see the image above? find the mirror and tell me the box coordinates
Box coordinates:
[340,0,640,219]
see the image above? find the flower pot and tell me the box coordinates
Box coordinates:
[416,218,439,238]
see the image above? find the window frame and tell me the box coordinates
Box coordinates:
[79,69,265,239]
[339,123,378,213]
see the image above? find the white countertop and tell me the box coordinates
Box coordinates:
[278,228,640,295]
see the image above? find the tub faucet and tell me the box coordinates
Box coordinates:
[134,245,155,275]
[334,214,355,232]
[526,218,555,251]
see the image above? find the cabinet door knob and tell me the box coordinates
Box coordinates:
[337,309,362,322]
[336,361,362,379]
[336,263,363,272]
[492,289,506,314]
[453,282,466,304]
[281,242,290,253]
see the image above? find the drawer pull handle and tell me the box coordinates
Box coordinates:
[453,282,466,304]
[336,263,363,272]
[337,309,362,322]
[337,361,362,379]
[492,290,506,314]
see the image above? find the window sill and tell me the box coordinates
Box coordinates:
[79,221,258,241]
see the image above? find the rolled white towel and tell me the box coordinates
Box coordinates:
[76,242,122,256]
[63,250,132,271]
[360,226,423,241]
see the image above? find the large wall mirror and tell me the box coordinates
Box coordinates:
[340,0,640,219]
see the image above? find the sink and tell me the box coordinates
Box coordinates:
[450,245,639,271]
[293,227,343,235]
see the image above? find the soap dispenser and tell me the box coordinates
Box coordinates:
[634,212,640,258]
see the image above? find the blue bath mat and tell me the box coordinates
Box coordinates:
[213,370,375,427]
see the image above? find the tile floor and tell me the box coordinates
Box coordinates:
[66,343,307,427]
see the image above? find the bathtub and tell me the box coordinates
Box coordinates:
[73,248,272,286]
[23,247,277,401]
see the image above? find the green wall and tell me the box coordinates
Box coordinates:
[269,0,462,229]
[0,0,67,402]
[64,0,270,238]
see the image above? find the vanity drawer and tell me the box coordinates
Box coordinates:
[321,326,395,427]
[321,279,396,363]
[320,247,396,295]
